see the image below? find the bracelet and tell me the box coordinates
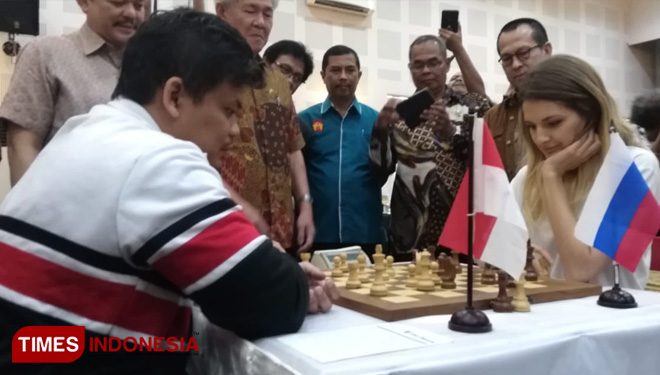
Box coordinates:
[298,193,313,203]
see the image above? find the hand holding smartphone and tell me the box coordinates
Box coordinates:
[395,89,435,130]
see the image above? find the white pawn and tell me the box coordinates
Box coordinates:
[386,256,395,277]
[512,277,531,312]
[357,254,370,283]
[331,256,343,278]
[430,261,441,285]
[416,251,435,292]
[406,264,417,288]
[340,253,349,274]
[346,262,361,289]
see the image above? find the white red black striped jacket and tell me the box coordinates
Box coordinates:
[0,99,308,374]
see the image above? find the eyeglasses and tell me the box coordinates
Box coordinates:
[273,62,304,85]
[498,45,542,67]
[409,58,445,72]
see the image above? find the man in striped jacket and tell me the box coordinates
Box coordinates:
[0,9,336,374]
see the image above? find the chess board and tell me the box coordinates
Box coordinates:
[326,265,602,321]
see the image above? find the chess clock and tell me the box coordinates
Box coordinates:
[310,246,372,270]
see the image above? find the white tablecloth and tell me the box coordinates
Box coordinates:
[255,290,660,375]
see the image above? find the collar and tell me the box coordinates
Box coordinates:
[108,98,162,133]
[78,23,108,56]
[503,87,520,107]
[321,97,363,116]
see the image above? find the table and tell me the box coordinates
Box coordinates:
[255,289,660,375]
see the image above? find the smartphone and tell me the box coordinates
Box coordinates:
[396,89,435,130]
[441,10,459,32]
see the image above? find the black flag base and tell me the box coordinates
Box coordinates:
[597,284,638,309]
[448,307,492,333]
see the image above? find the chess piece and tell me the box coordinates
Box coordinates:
[340,253,349,274]
[331,256,343,278]
[481,263,497,285]
[440,254,457,289]
[506,274,516,288]
[430,261,441,285]
[411,249,419,264]
[300,252,311,262]
[386,256,395,277]
[346,262,361,289]
[416,251,435,292]
[357,254,369,283]
[370,245,388,296]
[451,251,462,274]
[524,240,538,282]
[405,264,417,288]
[437,253,447,276]
[428,245,437,260]
[512,277,531,312]
[491,270,513,312]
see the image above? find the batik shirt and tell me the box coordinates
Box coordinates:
[212,67,305,248]
[370,90,489,257]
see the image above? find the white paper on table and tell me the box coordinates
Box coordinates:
[276,323,452,363]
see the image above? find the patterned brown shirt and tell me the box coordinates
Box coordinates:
[484,92,525,180]
[370,89,489,257]
[212,68,305,248]
[0,23,122,146]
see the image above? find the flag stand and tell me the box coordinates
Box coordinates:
[448,111,492,333]
[597,262,637,308]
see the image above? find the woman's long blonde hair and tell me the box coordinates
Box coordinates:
[518,55,645,221]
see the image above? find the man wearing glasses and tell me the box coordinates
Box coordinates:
[485,18,552,180]
[264,40,314,95]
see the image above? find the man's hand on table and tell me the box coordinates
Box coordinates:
[299,262,339,314]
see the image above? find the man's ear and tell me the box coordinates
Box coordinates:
[162,77,185,119]
[357,71,362,82]
[216,2,228,19]
[76,0,90,13]
[542,42,553,56]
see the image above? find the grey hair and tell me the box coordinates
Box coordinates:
[215,0,279,8]
[408,35,447,60]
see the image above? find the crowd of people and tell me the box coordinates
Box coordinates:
[0,0,658,373]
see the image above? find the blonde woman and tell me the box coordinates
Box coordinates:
[511,55,660,289]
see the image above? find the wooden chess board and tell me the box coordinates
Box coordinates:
[326,265,602,321]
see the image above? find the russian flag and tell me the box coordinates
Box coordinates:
[438,118,528,278]
[575,133,660,272]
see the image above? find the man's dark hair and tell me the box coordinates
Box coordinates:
[496,18,549,55]
[631,93,660,131]
[263,40,314,83]
[113,8,264,104]
[408,35,446,60]
[321,45,360,72]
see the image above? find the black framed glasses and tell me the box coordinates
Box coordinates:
[273,62,304,85]
[498,44,542,67]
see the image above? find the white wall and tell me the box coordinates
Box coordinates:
[626,0,660,45]
[0,0,657,201]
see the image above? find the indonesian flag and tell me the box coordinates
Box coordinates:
[438,117,528,278]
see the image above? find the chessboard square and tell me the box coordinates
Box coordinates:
[381,296,419,303]
[335,281,346,287]
[475,286,499,293]
[524,283,546,289]
[390,289,425,296]
[361,283,372,288]
[352,288,371,294]
[429,290,465,298]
